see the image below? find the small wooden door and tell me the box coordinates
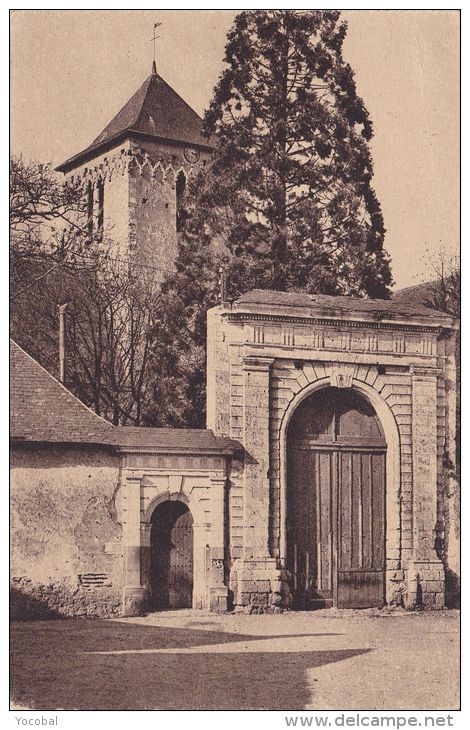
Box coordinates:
[151,501,193,609]
[287,388,386,609]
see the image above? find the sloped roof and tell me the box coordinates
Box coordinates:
[392,281,438,308]
[10,341,240,454]
[233,289,455,327]
[56,66,214,173]
[10,340,115,445]
[112,426,240,454]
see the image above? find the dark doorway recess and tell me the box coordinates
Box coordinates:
[286,387,386,609]
[150,501,194,609]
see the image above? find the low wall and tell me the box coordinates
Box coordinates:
[10,443,123,618]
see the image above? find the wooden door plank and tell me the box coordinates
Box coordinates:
[351,451,361,569]
[315,451,321,592]
[339,452,351,571]
[358,453,363,569]
[168,509,193,609]
[319,451,332,595]
[372,454,386,569]
[361,453,373,570]
[337,450,386,608]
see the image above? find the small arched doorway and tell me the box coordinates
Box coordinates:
[150,501,194,609]
[286,387,386,609]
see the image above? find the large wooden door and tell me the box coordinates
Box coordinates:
[287,388,386,609]
[151,501,193,609]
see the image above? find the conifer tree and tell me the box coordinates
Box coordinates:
[187,9,392,298]
[143,234,222,428]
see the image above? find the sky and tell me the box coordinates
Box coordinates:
[10,9,460,290]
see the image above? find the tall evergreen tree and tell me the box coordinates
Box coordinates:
[144,9,393,427]
[187,9,392,298]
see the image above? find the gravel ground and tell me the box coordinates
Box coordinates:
[10,608,459,711]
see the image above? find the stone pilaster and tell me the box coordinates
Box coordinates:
[408,365,445,608]
[192,522,209,610]
[233,356,284,611]
[139,522,151,603]
[208,476,229,611]
[241,355,274,559]
[121,477,146,616]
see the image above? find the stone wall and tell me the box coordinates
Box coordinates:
[10,444,123,618]
[127,139,211,279]
[439,332,460,606]
[207,310,245,574]
[66,139,212,282]
[67,142,131,260]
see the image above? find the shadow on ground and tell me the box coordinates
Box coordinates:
[11,619,369,710]
[10,587,64,620]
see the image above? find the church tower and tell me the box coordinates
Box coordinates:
[56,62,214,281]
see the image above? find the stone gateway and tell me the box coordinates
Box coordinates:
[10,65,459,617]
[206,289,458,612]
[11,286,458,616]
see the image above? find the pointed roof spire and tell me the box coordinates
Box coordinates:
[56,69,215,173]
[151,22,161,77]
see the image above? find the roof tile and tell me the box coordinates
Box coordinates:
[10,340,114,445]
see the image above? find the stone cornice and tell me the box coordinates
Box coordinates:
[116,445,235,456]
[410,365,442,379]
[226,311,450,334]
[57,129,213,174]
[242,355,275,372]
[68,146,197,186]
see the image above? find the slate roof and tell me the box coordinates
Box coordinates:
[10,341,240,454]
[112,426,240,454]
[57,66,214,173]
[234,289,455,326]
[10,340,115,446]
[392,281,438,308]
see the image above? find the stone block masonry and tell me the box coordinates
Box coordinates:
[65,140,212,285]
[233,562,292,614]
[11,577,122,619]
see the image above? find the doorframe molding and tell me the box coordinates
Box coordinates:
[278,377,401,599]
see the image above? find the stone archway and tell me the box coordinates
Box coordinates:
[279,378,401,607]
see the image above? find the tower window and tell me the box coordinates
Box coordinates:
[86,181,93,235]
[97,179,104,234]
[176,171,187,233]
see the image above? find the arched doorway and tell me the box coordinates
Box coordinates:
[286,387,386,609]
[150,501,194,609]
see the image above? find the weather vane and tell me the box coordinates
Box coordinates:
[150,22,162,72]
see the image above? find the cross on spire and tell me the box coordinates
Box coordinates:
[150,22,162,74]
